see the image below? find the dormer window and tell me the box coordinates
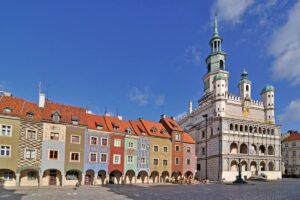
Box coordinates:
[160,129,167,134]
[3,107,12,114]
[95,123,103,130]
[125,128,132,135]
[52,111,61,123]
[175,133,181,141]
[150,127,157,134]
[71,116,79,125]
[141,132,146,135]
[26,112,34,120]
[112,122,119,131]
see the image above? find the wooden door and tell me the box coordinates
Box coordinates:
[49,170,57,186]
[85,175,92,185]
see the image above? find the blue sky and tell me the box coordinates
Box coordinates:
[0,0,300,132]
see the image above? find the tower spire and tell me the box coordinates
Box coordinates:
[214,15,218,36]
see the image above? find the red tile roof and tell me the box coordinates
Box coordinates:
[42,100,87,125]
[284,133,300,142]
[86,114,109,132]
[160,117,184,132]
[182,132,196,144]
[140,119,171,138]
[129,120,149,136]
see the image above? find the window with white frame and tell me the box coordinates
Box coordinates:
[90,136,98,145]
[141,157,146,164]
[175,133,180,140]
[89,153,97,162]
[187,147,191,153]
[153,145,159,152]
[50,132,59,140]
[175,145,180,151]
[113,154,121,164]
[1,125,12,136]
[25,149,36,160]
[101,138,108,146]
[100,153,108,163]
[71,135,80,144]
[127,155,133,163]
[128,142,134,149]
[163,160,168,166]
[153,158,159,166]
[114,139,121,147]
[141,143,146,150]
[3,170,14,180]
[163,146,168,153]
[28,171,37,180]
[26,129,37,140]
[0,145,11,157]
[70,152,80,162]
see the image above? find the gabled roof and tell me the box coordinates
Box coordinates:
[42,100,87,125]
[284,133,300,142]
[160,117,184,132]
[182,132,196,144]
[129,120,149,136]
[139,119,171,138]
[86,114,109,132]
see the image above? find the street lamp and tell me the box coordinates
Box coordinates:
[202,114,208,180]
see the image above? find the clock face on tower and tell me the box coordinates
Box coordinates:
[243,99,250,117]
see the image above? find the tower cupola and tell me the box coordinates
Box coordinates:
[238,69,252,100]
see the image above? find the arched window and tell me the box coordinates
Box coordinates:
[249,126,253,133]
[208,63,211,73]
[230,124,234,131]
[245,126,248,132]
[246,85,249,91]
[240,144,248,154]
[240,125,243,132]
[220,60,224,70]
[230,143,238,154]
[235,124,238,131]
[259,145,266,155]
[268,146,274,155]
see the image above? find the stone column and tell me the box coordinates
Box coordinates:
[16,173,20,187]
[61,175,65,186]
[39,173,43,187]
[81,174,85,185]
[93,176,97,185]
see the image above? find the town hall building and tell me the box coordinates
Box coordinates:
[177,17,282,181]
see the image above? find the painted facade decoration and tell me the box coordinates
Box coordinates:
[0,93,196,187]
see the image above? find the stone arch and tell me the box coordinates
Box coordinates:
[230,143,238,154]
[241,160,248,171]
[0,169,16,187]
[250,161,257,175]
[231,160,238,171]
[240,143,248,154]
[125,170,136,184]
[268,161,275,171]
[137,170,148,184]
[42,169,62,186]
[85,169,95,185]
[172,171,182,183]
[109,170,122,184]
[268,146,274,155]
[161,171,170,182]
[150,171,159,183]
[260,161,266,171]
[184,171,193,180]
[249,144,257,155]
[98,170,107,185]
[19,168,40,187]
[259,145,266,155]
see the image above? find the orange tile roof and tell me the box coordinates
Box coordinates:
[160,117,184,132]
[86,114,109,132]
[20,101,42,121]
[182,132,196,144]
[129,120,149,136]
[103,115,137,135]
[139,119,171,138]
[42,100,87,125]
[284,133,300,142]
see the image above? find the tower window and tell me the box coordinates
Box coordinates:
[220,60,224,70]
[208,63,211,73]
[246,85,249,91]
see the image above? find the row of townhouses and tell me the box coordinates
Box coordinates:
[282,132,300,176]
[0,93,196,187]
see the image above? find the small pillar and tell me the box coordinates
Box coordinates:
[39,173,43,187]
[81,174,85,185]
[61,175,65,186]
[16,173,20,187]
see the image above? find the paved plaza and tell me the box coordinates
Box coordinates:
[0,178,299,200]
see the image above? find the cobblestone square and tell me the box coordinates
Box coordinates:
[1,178,299,200]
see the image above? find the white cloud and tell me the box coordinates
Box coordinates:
[212,0,254,24]
[278,99,300,122]
[269,1,300,85]
[128,87,165,106]
[184,46,201,65]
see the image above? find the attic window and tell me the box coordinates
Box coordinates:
[52,111,61,123]
[150,127,157,134]
[112,122,119,131]
[125,128,132,134]
[175,133,181,140]
[71,116,79,125]
[141,132,146,136]
[95,123,103,130]
[26,112,34,120]
[3,107,12,114]
[160,129,167,134]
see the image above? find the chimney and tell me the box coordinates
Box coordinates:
[161,114,166,119]
[39,93,46,108]
[117,115,123,120]
[188,100,193,114]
